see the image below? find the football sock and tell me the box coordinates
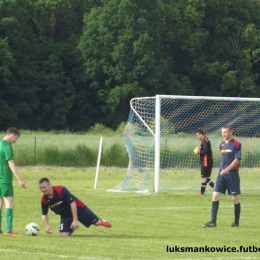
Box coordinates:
[0,209,2,232]
[201,182,207,194]
[207,178,215,188]
[234,203,241,225]
[211,201,219,224]
[5,208,13,234]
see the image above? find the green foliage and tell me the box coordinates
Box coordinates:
[79,0,184,127]
[35,144,97,167]
[12,133,128,167]
[0,0,40,129]
[36,54,75,129]
[0,37,17,126]
[87,123,114,135]
[102,143,128,167]
[1,0,260,130]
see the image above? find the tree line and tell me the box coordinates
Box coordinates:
[1,0,260,131]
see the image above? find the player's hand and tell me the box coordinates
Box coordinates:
[19,179,27,188]
[46,227,53,234]
[220,169,228,175]
[194,147,200,154]
[71,220,79,231]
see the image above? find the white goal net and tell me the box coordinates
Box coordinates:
[108,95,260,193]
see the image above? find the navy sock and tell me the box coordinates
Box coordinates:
[234,203,241,225]
[211,201,219,224]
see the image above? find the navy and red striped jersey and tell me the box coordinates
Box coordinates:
[41,186,85,217]
[219,139,241,171]
[199,136,213,167]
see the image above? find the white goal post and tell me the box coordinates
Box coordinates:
[109,95,260,193]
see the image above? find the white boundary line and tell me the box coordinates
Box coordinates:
[0,248,112,260]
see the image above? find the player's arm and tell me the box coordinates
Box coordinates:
[7,160,27,188]
[70,201,79,231]
[199,140,209,155]
[60,187,80,231]
[41,200,52,234]
[42,214,53,234]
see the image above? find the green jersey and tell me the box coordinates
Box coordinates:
[0,140,14,183]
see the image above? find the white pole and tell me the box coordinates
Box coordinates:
[154,95,161,193]
[94,136,103,190]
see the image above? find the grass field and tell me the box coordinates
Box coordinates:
[0,166,260,260]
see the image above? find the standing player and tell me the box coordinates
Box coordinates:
[194,129,214,196]
[0,127,27,236]
[39,178,112,236]
[204,125,241,227]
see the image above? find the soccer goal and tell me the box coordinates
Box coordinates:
[108,95,260,193]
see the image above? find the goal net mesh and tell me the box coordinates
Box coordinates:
[108,96,260,192]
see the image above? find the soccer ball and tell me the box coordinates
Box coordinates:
[25,222,40,236]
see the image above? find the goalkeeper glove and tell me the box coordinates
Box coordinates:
[194,147,200,154]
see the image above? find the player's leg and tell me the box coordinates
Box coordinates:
[0,184,3,234]
[59,216,73,237]
[197,166,207,196]
[230,195,240,227]
[204,174,225,227]
[78,206,112,228]
[198,166,213,195]
[206,164,215,188]
[2,183,18,235]
[95,219,112,227]
[211,191,221,225]
[0,199,3,234]
[207,178,214,188]
[227,172,241,227]
[198,177,207,196]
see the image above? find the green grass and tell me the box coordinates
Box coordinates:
[1,166,260,260]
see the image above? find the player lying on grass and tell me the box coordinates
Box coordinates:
[39,177,111,237]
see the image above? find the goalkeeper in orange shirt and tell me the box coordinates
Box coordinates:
[194,129,214,196]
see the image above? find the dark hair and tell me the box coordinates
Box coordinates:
[6,127,20,136]
[39,177,50,184]
[195,129,204,135]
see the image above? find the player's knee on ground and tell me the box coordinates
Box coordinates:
[59,232,71,237]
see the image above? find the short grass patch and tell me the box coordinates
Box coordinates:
[0,166,259,260]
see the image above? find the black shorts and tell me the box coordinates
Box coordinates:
[201,165,213,178]
[59,205,100,233]
[214,171,241,196]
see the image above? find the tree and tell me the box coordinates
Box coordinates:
[79,0,192,127]
[0,0,40,129]
[0,37,17,127]
[35,54,75,129]
[190,0,260,97]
